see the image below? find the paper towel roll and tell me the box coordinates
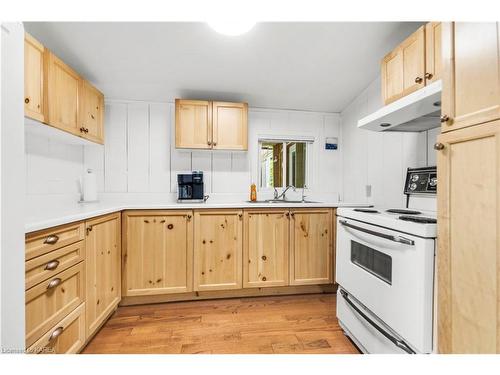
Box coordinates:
[82,169,98,202]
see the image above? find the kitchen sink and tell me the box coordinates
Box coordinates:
[265,199,320,204]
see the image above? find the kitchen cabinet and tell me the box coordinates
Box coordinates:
[193,210,243,291]
[85,213,121,338]
[79,80,104,144]
[289,209,333,285]
[47,51,81,136]
[212,101,248,150]
[243,209,289,288]
[175,99,248,150]
[425,22,442,84]
[441,22,500,132]
[436,119,500,353]
[24,33,46,122]
[122,210,193,296]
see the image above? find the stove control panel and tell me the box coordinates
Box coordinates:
[404,166,437,195]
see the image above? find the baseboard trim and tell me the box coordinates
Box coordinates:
[120,284,337,306]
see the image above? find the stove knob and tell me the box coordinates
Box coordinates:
[411,174,419,182]
[410,183,417,191]
[429,177,437,187]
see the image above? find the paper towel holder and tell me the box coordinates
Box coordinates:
[78,169,99,204]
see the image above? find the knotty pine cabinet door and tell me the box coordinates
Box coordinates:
[243,209,289,288]
[175,99,212,149]
[436,120,500,353]
[79,80,104,144]
[289,209,333,285]
[24,33,46,122]
[47,51,81,136]
[85,213,121,338]
[212,101,248,150]
[122,210,193,296]
[194,210,243,291]
[441,22,500,132]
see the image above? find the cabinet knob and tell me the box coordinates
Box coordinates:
[24,97,30,104]
[186,214,192,220]
[48,326,64,342]
[290,212,295,217]
[44,260,60,271]
[424,72,433,80]
[80,127,85,133]
[415,77,423,84]
[213,142,217,146]
[167,223,174,230]
[440,115,450,123]
[46,277,62,290]
[208,141,212,146]
[434,142,445,151]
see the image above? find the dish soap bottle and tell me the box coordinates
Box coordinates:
[250,183,257,202]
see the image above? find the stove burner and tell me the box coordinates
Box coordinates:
[399,215,437,224]
[354,208,379,213]
[386,209,422,215]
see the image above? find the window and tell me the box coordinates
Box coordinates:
[259,139,310,189]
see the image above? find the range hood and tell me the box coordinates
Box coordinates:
[358,80,442,132]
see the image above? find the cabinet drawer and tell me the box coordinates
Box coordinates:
[26,222,85,260]
[25,241,85,290]
[25,262,85,347]
[28,303,86,354]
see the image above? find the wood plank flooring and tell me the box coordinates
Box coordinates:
[82,293,360,354]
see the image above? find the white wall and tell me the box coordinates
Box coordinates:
[83,101,342,201]
[1,22,25,351]
[340,76,440,208]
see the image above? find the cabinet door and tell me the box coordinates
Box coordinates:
[425,22,442,84]
[47,52,81,135]
[381,48,404,104]
[24,33,46,122]
[401,26,426,96]
[243,209,289,288]
[122,210,193,296]
[79,80,104,144]
[212,101,248,150]
[289,209,333,285]
[194,210,243,291]
[175,99,212,149]
[437,120,500,353]
[442,22,500,132]
[85,213,121,338]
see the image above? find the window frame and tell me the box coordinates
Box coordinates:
[258,136,314,192]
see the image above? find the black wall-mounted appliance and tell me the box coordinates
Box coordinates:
[177,171,205,202]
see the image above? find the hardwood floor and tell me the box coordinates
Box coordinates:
[82,293,360,354]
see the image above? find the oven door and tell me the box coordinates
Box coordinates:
[336,216,435,353]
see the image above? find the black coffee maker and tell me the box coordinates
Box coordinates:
[177,171,205,202]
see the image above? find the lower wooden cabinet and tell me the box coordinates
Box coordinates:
[194,210,243,291]
[243,209,289,288]
[28,303,86,354]
[122,210,194,296]
[85,213,121,338]
[289,209,333,285]
[437,120,500,353]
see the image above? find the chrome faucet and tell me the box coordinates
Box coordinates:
[274,185,296,201]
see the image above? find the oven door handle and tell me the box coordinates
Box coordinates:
[339,220,415,246]
[340,289,416,354]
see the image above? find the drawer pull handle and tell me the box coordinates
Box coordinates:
[47,278,62,290]
[48,326,64,342]
[44,235,59,245]
[44,260,60,271]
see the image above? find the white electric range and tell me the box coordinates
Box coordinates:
[336,167,437,354]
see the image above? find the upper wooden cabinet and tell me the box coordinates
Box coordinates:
[441,22,500,132]
[24,33,105,145]
[381,24,441,105]
[193,210,243,291]
[79,80,104,144]
[243,209,289,288]
[47,51,81,135]
[122,210,194,296]
[85,213,121,338]
[24,33,46,123]
[175,99,248,150]
[289,209,333,286]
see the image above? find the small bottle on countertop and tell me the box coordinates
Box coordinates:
[250,183,257,202]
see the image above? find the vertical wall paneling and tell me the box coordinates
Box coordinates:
[127,103,150,192]
[149,103,171,192]
[104,103,128,192]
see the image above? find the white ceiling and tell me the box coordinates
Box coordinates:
[24,22,422,113]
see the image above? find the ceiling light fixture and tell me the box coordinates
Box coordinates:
[207,20,256,36]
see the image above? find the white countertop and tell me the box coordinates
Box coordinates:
[25,195,369,233]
